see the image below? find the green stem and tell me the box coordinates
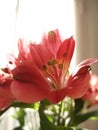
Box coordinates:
[57,101,64,126]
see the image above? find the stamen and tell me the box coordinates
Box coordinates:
[1,68,9,73]
[52,59,57,65]
[48,59,57,66]
[42,65,47,71]
[48,61,52,65]
[51,82,56,89]
[48,31,56,43]
[58,64,63,69]
[9,61,13,64]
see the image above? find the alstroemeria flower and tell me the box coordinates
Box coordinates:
[82,74,98,105]
[0,69,15,110]
[10,29,98,103]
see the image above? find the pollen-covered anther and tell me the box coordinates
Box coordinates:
[48,31,56,43]
[42,65,47,71]
[47,59,57,66]
[48,61,52,65]
[9,61,13,64]
[58,64,63,69]
[1,68,9,73]
[52,59,57,64]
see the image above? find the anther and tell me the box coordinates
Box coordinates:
[48,61,52,65]
[9,61,13,64]
[48,31,56,43]
[42,65,47,71]
[52,59,57,65]
[58,64,63,69]
[1,68,9,73]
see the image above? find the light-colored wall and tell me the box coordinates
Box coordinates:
[74,0,98,74]
[74,0,98,129]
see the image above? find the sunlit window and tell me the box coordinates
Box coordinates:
[0,0,75,64]
[0,0,17,66]
[16,0,75,42]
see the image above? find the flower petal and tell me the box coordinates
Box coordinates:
[29,43,52,68]
[11,81,49,103]
[46,89,67,103]
[46,70,90,103]
[0,79,15,110]
[57,36,75,60]
[63,58,98,99]
[77,58,98,67]
[42,29,62,56]
[57,36,75,74]
[64,71,90,98]
[11,62,52,103]
[72,58,98,76]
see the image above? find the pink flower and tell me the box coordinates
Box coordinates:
[10,30,98,103]
[82,74,98,105]
[0,69,15,110]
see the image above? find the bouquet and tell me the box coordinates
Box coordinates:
[0,29,98,130]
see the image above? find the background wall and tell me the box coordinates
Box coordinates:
[74,0,98,129]
[74,0,98,74]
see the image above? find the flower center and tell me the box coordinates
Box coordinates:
[42,59,65,90]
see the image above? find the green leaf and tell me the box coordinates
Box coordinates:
[13,108,26,127]
[39,105,73,130]
[13,126,23,130]
[69,110,98,126]
[74,99,84,114]
[12,102,39,109]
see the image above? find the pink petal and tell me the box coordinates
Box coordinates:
[72,58,98,76]
[29,43,52,68]
[42,29,62,56]
[57,36,75,60]
[64,58,98,99]
[78,58,98,67]
[57,36,75,74]
[47,71,90,103]
[0,98,13,110]
[11,62,52,103]
[46,89,67,103]
[11,81,49,103]
[64,72,90,98]
[18,39,31,60]
[47,65,91,103]
[0,79,15,110]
